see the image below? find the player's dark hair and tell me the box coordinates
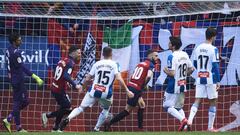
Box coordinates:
[169,36,182,50]
[103,46,112,57]
[8,32,20,44]
[206,27,217,40]
[68,45,80,54]
[147,49,154,56]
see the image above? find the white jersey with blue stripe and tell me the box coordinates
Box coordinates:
[193,43,219,84]
[89,59,120,99]
[166,50,193,94]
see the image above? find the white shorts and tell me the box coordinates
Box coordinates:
[80,92,112,109]
[163,92,183,108]
[195,84,218,99]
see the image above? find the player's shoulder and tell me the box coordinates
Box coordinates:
[8,46,20,55]
[138,60,152,69]
[167,53,174,61]
[58,57,72,67]
[207,45,218,53]
[180,51,189,58]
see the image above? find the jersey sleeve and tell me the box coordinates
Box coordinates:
[89,63,96,76]
[63,62,76,88]
[13,51,22,68]
[14,50,32,76]
[192,48,197,68]
[187,54,193,68]
[167,54,174,70]
[212,47,220,63]
[167,55,176,71]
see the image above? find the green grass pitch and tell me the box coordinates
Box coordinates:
[0,132,240,135]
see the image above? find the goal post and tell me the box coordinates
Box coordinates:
[0,0,240,132]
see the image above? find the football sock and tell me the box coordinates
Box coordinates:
[16,125,22,131]
[7,112,13,122]
[178,109,185,118]
[95,109,109,129]
[110,110,129,125]
[167,107,185,121]
[55,108,72,129]
[137,108,144,129]
[68,107,84,121]
[188,103,199,125]
[208,106,216,129]
[13,110,20,125]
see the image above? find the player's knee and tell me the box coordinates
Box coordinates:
[163,106,169,112]
[20,100,29,110]
[139,103,145,109]
[209,99,217,106]
[192,102,200,108]
[125,107,132,113]
[101,109,109,118]
[194,98,201,105]
[138,101,145,109]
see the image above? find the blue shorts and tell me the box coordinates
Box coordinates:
[52,91,71,109]
[127,86,142,107]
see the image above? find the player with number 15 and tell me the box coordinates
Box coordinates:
[59,46,134,132]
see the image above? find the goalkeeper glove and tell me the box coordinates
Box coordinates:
[32,74,44,86]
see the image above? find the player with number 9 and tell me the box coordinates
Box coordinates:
[41,46,82,132]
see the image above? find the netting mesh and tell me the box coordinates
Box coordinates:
[0,1,239,19]
[0,0,240,132]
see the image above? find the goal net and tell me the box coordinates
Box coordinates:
[0,0,240,132]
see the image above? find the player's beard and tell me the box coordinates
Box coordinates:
[75,57,81,64]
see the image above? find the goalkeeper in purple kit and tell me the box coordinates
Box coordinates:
[2,32,44,133]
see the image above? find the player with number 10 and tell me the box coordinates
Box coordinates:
[104,50,159,131]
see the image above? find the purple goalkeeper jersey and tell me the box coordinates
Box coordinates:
[5,45,33,84]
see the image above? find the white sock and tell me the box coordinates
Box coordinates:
[208,106,216,129]
[178,109,185,118]
[95,109,109,130]
[168,107,184,122]
[188,104,198,125]
[68,107,84,120]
